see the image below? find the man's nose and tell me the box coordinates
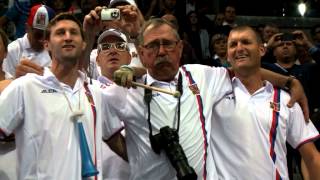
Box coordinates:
[157,44,166,55]
[64,31,72,40]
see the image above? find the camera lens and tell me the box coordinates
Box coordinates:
[111,11,119,18]
[159,127,197,180]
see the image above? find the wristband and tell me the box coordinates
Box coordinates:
[284,75,296,91]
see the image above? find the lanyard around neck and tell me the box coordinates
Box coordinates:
[144,73,183,137]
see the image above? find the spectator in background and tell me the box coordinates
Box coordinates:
[0,0,43,39]
[213,13,224,27]
[158,0,186,30]
[47,0,72,14]
[185,11,210,65]
[310,24,320,48]
[211,12,226,35]
[2,4,55,79]
[262,23,279,45]
[159,0,178,15]
[208,33,229,67]
[161,13,198,65]
[83,0,145,79]
[186,0,210,16]
[138,0,159,20]
[222,5,237,28]
[296,42,316,65]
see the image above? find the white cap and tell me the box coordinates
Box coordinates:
[97,29,128,44]
[109,0,137,7]
[27,4,55,30]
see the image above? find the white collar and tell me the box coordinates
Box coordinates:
[231,76,273,95]
[145,70,180,87]
[42,67,86,92]
[97,75,113,86]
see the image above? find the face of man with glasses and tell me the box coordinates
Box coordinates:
[139,23,183,82]
[97,35,131,79]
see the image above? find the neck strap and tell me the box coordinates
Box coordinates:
[144,73,182,137]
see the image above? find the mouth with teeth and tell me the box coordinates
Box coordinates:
[62,44,75,50]
[235,54,248,61]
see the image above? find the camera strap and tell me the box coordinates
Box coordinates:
[144,72,183,137]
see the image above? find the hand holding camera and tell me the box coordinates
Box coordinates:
[101,8,121,21]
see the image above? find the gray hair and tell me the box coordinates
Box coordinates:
[138,18,180,45]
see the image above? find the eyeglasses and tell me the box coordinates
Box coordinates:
[98,42,128,52]
[143,39,178,53]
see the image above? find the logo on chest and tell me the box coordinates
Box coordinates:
[41,89,57,93]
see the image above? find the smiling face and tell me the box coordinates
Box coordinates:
[227,26,265,75]
[47,19,86,66]
[97,35,131,79]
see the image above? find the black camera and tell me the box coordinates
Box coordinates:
[293,33,303,40]
[150,126,197,180]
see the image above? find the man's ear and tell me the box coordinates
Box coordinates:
[259,44,266,57]
[138,46,147,67]
[43,40,49,50]
[82,41,87,51]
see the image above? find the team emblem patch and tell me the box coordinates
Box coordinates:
[270,102,280,112]
[189,83,200,95]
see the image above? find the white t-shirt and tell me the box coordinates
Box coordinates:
[103,64,232,180]
[0,68,120,180]
[210,78,319,180]
[2,34,51,79]
[97,75,130,180]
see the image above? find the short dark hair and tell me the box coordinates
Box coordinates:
[230,25,263,44]
[0,29,9,52]
[46,12,85,40]
[138,18,180,45]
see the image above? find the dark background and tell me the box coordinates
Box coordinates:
[216,0,320,17]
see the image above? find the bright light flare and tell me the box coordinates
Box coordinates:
[298,2,306,16]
